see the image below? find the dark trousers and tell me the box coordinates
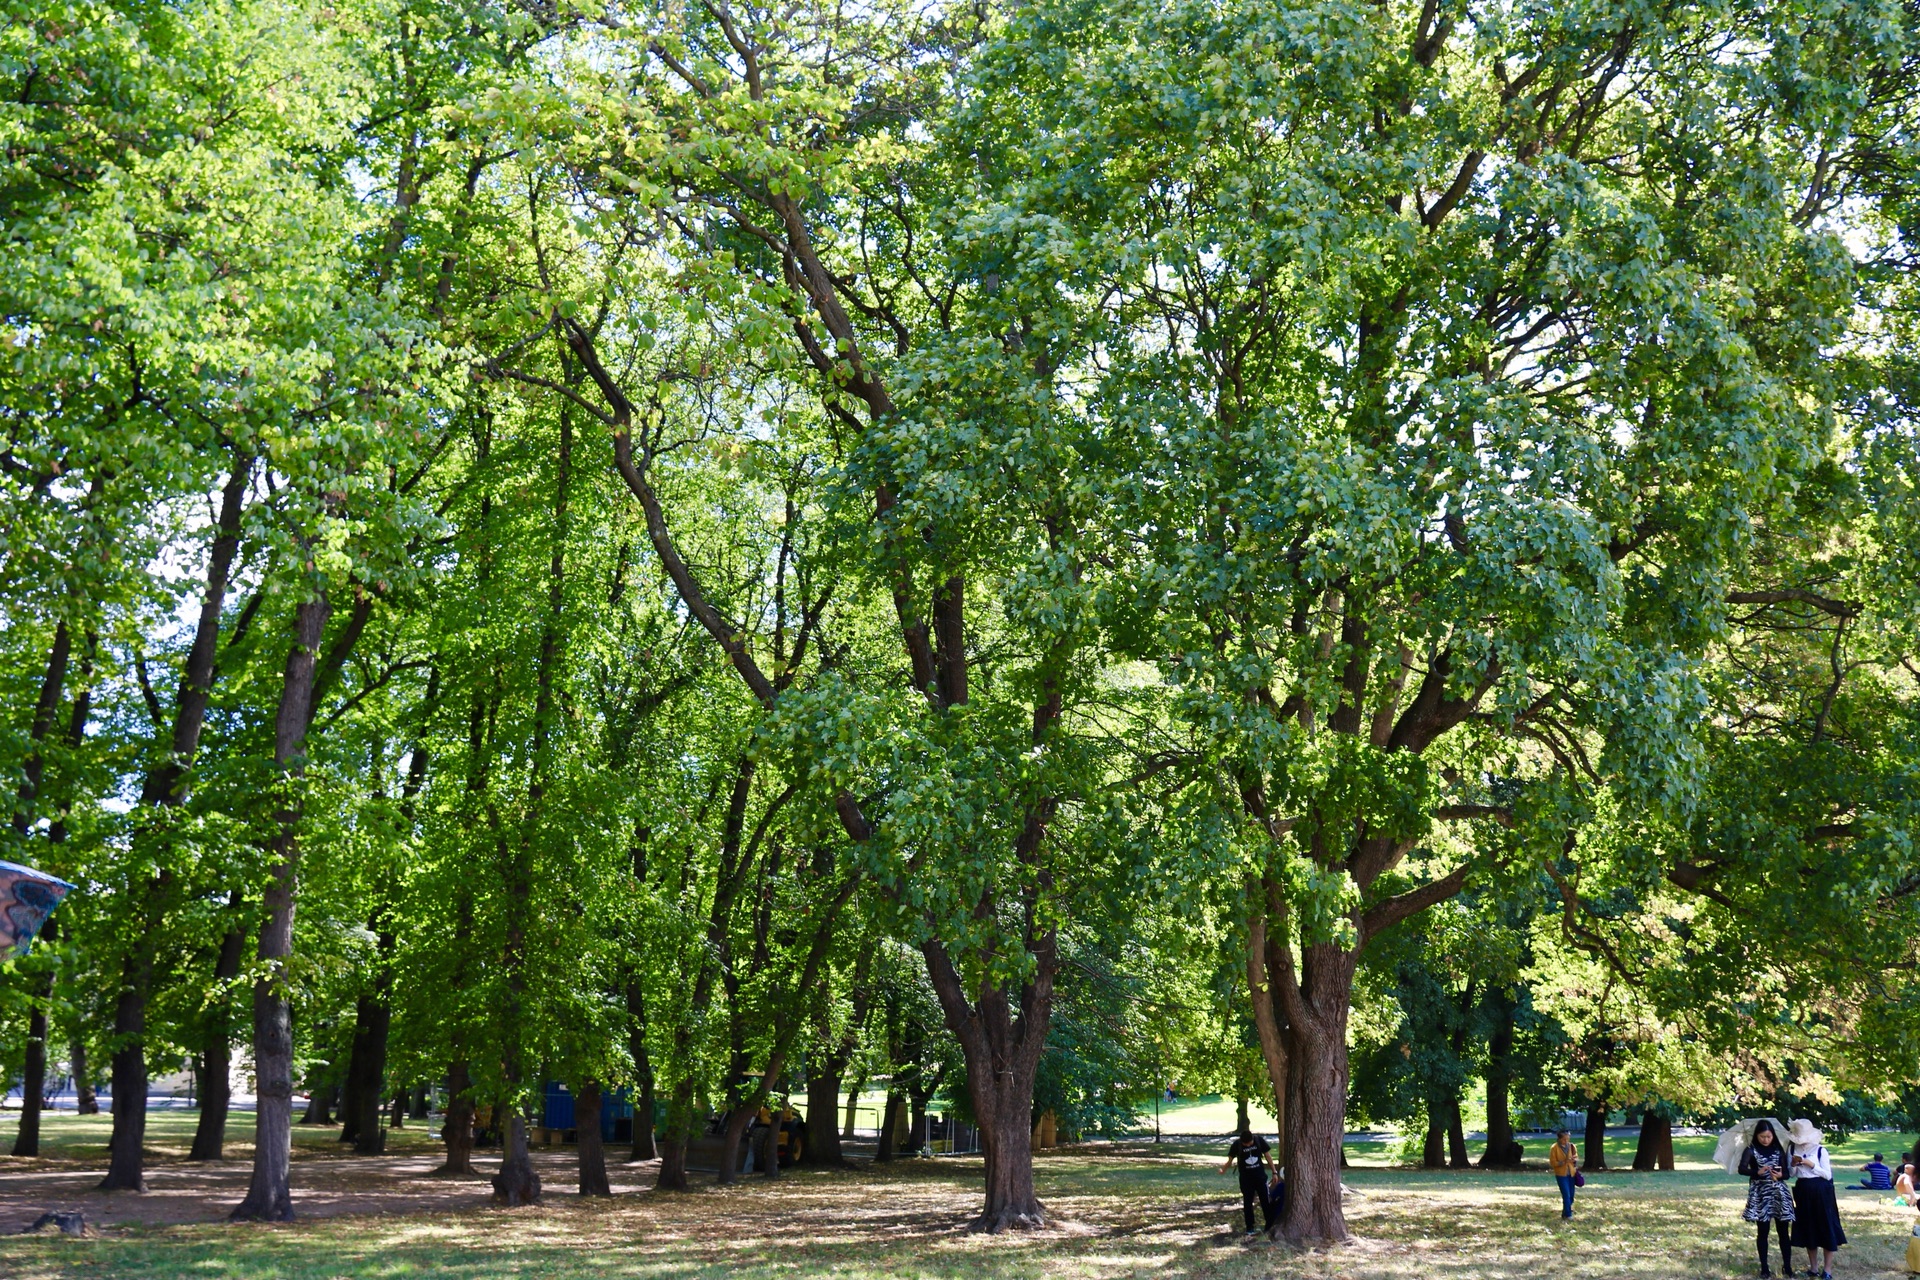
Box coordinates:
[1757,1219,1792,1272]
[1240,1172,1273,1232]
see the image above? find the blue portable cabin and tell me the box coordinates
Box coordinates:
[541,1081,634,1142]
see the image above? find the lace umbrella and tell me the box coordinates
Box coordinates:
[1714,1117,1793,1175]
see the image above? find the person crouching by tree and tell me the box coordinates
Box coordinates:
[1741,1121,1796,1278]
[1219,1124,1275,1240]
[1550,1129,1580,1220]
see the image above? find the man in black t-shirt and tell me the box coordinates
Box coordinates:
[1218,1125,1276,1237]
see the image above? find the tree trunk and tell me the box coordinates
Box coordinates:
[631,1073,657,1163]
[188,906,247,1161]
[577,1080,610,1196]
[231,591,331,1223]
[409,1083,428,1120]
[491,1111,542,1205]
[388,1093,405,1129]
[11,921,56,1158]
[805,1064,844,1166]
[1274,942,1357,1244]
[1478,994,1516,1167]
[1423,1106,1446,1169]
[759,1110,782,1180]
[338,1026,365,1145]
[1245,890,1290,1167]
[1446,1098,1468,1168]
[72,1039,97,1114]
[625,977,656,1162]
[843,1078,864,1139]
[99,959,155,1190]
[348,990,392,1155]
[489,386,570,1212]
[108,450,253,1194]
[440,1060,474,1175]
[717,1105,755,1185]
[875,1091,902,1162]
[301,1079,336,1126]
[654,1079,693,1191]
[1235,1092,1250,1136]
[1632,1111,1674,1171]
[1584,1099,1609,1171]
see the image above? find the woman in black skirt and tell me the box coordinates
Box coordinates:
[1740,1120,1796,1277]
[1787,1119,1845,1279]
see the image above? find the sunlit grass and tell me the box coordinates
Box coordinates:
[0,1118,1914,1278]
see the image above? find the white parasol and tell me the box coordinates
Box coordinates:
[1714,1117,1792,1175]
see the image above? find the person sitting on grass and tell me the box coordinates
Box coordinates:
[1899,1163,1917,1207]
[1219,1124,1275,1240]
[1861,1155,1894,1191]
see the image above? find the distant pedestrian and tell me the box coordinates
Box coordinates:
[1548,1129,1579,1220]
[1219,1124,1275,1239]
[1740,1120,1795,1278]
[1787,1119,1844,1279]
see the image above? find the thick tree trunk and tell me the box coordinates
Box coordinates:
[99,963,155,1190]
[231,591,331,1223]
[347,990,392,1155]
[625,977,657,1161]
[338,1025,365,1144]
[654,1079,693,1191]
[1478,996,1517,1167]
[72,1039,97,1114]
[1423,1106,1446,1169]
[759,1111,782,1180]
[1446,1098,1468,1168]
[577,1080,611,1196]
[804,1061,845,1167]
[1632,1111,1674,1171]
[630,1073,657,1162]
[875,1091,901,1162]
[843,1078,864,1139]
[188,907,247,1161]
[1584,1099,1610,1171]
[717,1105,755,1185]
[440,1060,474,1175]
[301,1080,337,1126]
[11,922,55,1158]
[920,935,1053,1232]
[1245,892,1291,1167]
[388,1092,405,1129]
[1274,943,1357,1244]
[491,1111,542,1205]
[409,1083,428,1120]
[109,450,253,1193]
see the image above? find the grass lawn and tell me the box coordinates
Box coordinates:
[0,1113,1915,1279]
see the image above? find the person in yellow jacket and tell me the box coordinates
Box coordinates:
[1549,1129,1580,1220]
[1905,1208,1920,1274]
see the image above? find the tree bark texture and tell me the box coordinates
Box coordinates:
[577,1080,611,1196]
[231,591,331,1222]
[1478,994,1518,1167]
[347,989,392,1155]
[188,901,247,1161]
[106,450,253,1191]
[72,1039,96,1114]
[440,1059,474,1175]
[875,1091,901,1162]
[490,1113,543,1206]
[1273,940,1359,1243]
[1632,1112,1675,1171]
[1584,1099,1610,1171]
[11,920,57,1158]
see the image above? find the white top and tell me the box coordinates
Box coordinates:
[1791,1144,1831,1180]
